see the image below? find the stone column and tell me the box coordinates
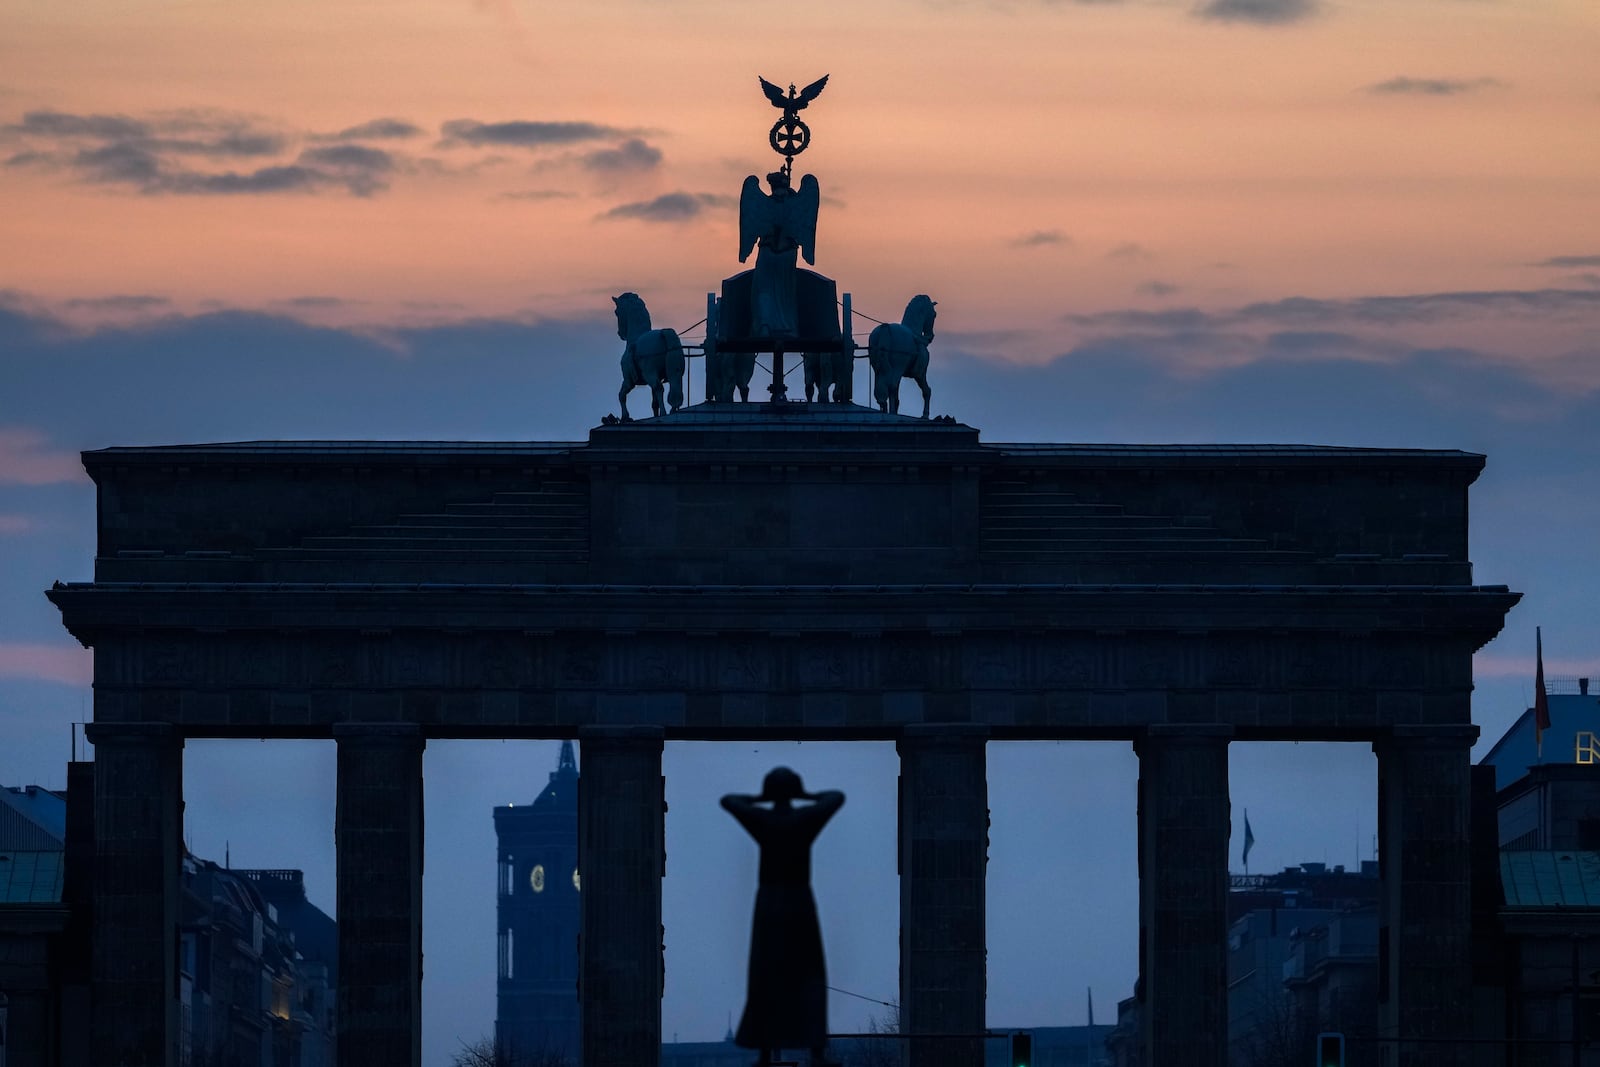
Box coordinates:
[578,726,665,1067]
[1135,724,1232,1067]
[335,724,424,1067]
[85,722,184,1067]
[1374,723,1478,1067]
[897,724,988,1067]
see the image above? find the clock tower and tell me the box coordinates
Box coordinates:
[493,741,581,1063]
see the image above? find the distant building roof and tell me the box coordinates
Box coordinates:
[0,785,67,849]
[495,740,579,820]
[1500,851,1600,908]
[0,849,65,903]
[1480,682,1600,791]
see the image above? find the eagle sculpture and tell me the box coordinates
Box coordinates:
[759,75,829,112]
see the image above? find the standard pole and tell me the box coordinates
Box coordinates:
[842,292,855,404]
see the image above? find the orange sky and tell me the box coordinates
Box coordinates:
[4,4,1600,1057]
[3,0,1598,366]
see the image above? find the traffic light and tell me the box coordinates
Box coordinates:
[1315,1032,1344,1067]
[1010,1030,1032,1067]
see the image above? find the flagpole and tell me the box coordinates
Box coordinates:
[1535,626,1550,764]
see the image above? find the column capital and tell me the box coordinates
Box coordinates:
[1374,723,1479,753]
[897,723,988,749]
[84,721,181,746]
[333,722,423,745]
[578,725,665,748]
[1134,723,1233,754]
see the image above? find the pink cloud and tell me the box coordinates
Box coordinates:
[0,428,85,486]
[0,514,39,534]
[0,642,92,686]
[1474,650,1600,681]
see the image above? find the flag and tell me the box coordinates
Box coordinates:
[1087,986,1094,1027]
[1242,810,1256,870]
[1534,626,1551,756]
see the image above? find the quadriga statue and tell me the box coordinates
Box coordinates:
[868,295,935,417]
[613,292,685,420]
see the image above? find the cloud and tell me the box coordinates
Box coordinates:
[0,514,38,534]
[0,428,84,485]
[439,119,625,149]
[317,118,424,141]
[1138,280,1180,297]
[1531,255,1600,269]
[1365,76,1505,96]
[0,643,92,686]
[497,189,577,202]
[1069,288,1600,330]
[598,192,733,223]
[1106,242,1153,261]
[1474,651,1600,681]
[1011,230,1071,249]
[9,110,145,140]
[3,107,399,196]
[62,294,169,311]
[580,138,663,174]
[1194,0,1316,23]
[157,164,340,195]
[294,144,396,195]
[1237,289,1600,326]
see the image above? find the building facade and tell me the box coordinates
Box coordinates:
[179,859,336,1067]
[494,742,581,1064]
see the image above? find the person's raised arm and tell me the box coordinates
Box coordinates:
[803,789,845,818]
[721,792,765,837]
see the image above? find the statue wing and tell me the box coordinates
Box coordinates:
[758,76,788,108]
[793,173,820,265]
[737,175,766,263]
[796,74,829,107]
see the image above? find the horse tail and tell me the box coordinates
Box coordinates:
[661,329,685,411]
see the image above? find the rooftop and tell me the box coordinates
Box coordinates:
[0,849,65,904]
[1501,851,1600,908]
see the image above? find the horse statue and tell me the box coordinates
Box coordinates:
[703,299,756,403]
[705,347,757,403]
[613,292,685,420]
[868,295,935,417]
[803,346,853,404]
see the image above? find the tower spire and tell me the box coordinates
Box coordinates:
[556,739,577,779]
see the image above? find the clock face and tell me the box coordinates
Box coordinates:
[530,864,545,893]
[572,868,581,891]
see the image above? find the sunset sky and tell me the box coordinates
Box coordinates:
[3,0,1598,1062]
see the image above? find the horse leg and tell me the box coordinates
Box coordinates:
[651,382,665,417]
[618,382,632,422]
[918,374,932,419]
[737,383,749,403]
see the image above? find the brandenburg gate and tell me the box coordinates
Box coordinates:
[47,78,1517,1067]
[49,418,1516,1066]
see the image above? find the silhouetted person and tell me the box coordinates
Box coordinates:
[722,767,846,1066]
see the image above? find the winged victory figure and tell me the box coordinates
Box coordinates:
[738,169,820,338]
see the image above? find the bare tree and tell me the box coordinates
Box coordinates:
[450,1035,574,1067]
[846,1005,902,1067]
[1234,992,1316,1067]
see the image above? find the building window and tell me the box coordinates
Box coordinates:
[498,929,514,980]
[499,857,513,896]
[1576,732,1600,764]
